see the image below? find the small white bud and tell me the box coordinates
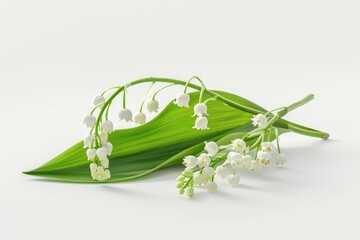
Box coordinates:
[133,112,146,125]
[193,103,208,116]
[82,115,96,128]
[193,116,209,130]
[96,147,108,161]
[103,142,113,155]
[83,134,95,148]
[275,153,287,165]
[204,141,218,156]
[118,108,133,122]
[146,99,159,113]
[86,149,97,161]
[193,172,204,185]
[206,182,218,193]
[174,93,190,107]
[99,132,108,144]
[216,165,230,179]
[202,166,215,177]
[101,120,113,133]
[101,158,109,169]
[182,169,193,178]
[186,187,194,198]
[90,163,98,172]
[227,174,240,187]
[92,96,106,108]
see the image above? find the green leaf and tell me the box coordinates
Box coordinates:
[24,90,323,183]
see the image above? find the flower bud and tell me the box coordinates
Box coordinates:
[83,134,95,148]
[216,165,230,179]
[193,116,209,130]
[101,158,109,168]
[186,187,194,198]
[96,147,108,161]
[92,96,106,108]
[275,153,287,165]
[118,108,133,122]
[227,174,240,187]
[103,142,113,155]
[101,120,113,133]
[86,149,97,161]
[146,99,159,113]
[204,141,218,156]
[174,93,190,107]
[206,182,218,193]
[193,103,207,116]
[99,132,108,144]
[133,112,146,125]
[82,115,96,128]
[182,169,193,178]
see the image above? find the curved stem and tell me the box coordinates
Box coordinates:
[92,77,328,140]
[152,83,176,100]
[139,82,155,112]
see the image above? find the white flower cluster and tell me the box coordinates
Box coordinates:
[177,141,219,197]
[174,93,209,130]
[82,96,115,181]
[176,113,288,197]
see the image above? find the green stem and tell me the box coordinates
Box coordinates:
[92,77,328,140]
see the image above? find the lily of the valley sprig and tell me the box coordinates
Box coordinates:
[25,76,329,194]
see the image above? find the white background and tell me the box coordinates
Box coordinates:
[1,0,359,239]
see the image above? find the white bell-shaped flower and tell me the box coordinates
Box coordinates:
[101,158,109,169]
[183,156,197,169]
[146,99,159,113]
[83,134,95,148]
[275,153,287,165]
[133,112,146,125]
[241,154,253,168]
[227,174,240,187]
[118,108,133,122]
[96,147,108,161]
[193,116,209,130]
[231,139,246,153]
[257,150,272,166]
[202,166,215,177]
[82,115,96,128]
[101,120,113,133]
[216,165,230,179]
[206,182,218,193]
[204,141,218,156]
[86,149,97,161]
[193,103,208,116]
[261,142,276,153]
[193,172,205,185]
[197,153,211,168]
[99,132,108,144]
[249,160,262,172]
[92,96,106,107]
[103,142,113,155]
[251,114,268,128]
[174,93,190,107]
[227,152,242,167]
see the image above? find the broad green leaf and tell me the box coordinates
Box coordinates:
[24,90,323,183]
